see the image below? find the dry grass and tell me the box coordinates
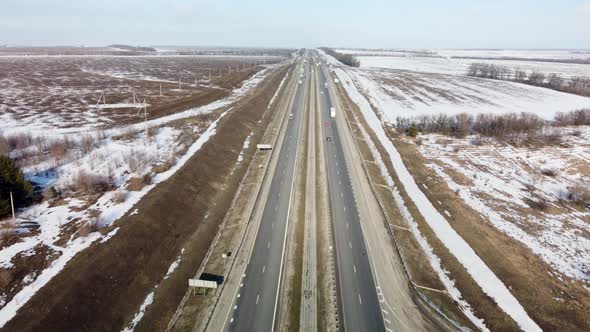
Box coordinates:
[77,218,99,238]
[126,174,151,191]
[71,171,113,194]
[80,135,96,155]
[125,150,150,172]
[112,191,128,204]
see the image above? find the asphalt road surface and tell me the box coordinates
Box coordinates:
[316,61,386,331]
[226,54,309,332]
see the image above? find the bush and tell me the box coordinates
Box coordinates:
[0,136,8,156]
[77,218,99,237]
[42,186,60,200]
[540,168,558,177]
[127,174,151,191]
[554,109,590,126]
[49,138,74,161]
[80,135,96,155]
[112,190,128,203]
[567,185,590,209]
[0,156,34,218]
[406,123,419,137]
[395,112,545,140]
[72,171,113,194]
[525,197,549,211]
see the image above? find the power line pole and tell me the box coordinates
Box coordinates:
[10,191,15,222]
[159,83,162,97]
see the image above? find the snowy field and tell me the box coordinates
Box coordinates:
[336,48,590,61]
[333,48,590,78]
[419,130,590,281]
[357,56,590,79]
[342,67,590,121]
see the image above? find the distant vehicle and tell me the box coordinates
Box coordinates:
[289,113,294,120]
[324,82,328,89]
[334,78,340,84]
[257,144,272,151]
[326,137,331,141]
[299,80,302,84]
[330,107,336,118]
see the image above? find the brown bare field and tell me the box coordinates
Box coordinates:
[0,62,290,332]
[0,55,281,131]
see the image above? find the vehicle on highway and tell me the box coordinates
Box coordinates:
[330,107,336,118]
[289,113,294,120]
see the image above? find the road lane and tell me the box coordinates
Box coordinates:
[227,54,309,332]
[315,59,385,331]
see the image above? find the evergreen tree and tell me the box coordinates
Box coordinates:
[0,156,33,218]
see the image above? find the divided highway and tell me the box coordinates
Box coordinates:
[316,60,386,331]
[224,55,309,331]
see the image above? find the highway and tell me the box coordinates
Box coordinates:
[315,58,386,331]
[225,54,309,332]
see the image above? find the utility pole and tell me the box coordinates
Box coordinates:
[219,68,222,77]
[178,79,182,91]
[10,191,15,221]
[143,98,148,138]
[209,69,211,81]
[159,83,162,97]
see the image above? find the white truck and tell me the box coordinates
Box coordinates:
[330,107,336,118]
[256,144,272,151]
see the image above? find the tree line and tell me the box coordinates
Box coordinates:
[466,62,590,96]
[395,109,590,141]
[320,47,360,67]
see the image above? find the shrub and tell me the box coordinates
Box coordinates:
[567,185,590,209]
[0,136,8,156]
[72,171,113,194]
[42,186,60,200]
[6,132,33,150]
[525,197,549,211]
[406,123,419,137]
[78,218,99,237]
[554,109,590,126]
[49,138,74,161]
[0,156,34,218]
[112,190,128,203]
[80,135,96,155]
[127,174,152,191]
[395,112,545,140]
[540,168,558,177]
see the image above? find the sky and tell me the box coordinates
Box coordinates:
[1,0,589,49]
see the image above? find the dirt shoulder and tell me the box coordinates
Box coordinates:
[1,65,290,332]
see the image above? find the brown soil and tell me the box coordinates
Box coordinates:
[1,65,290,332]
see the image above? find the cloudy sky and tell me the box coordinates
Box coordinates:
[1,0,589,49]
